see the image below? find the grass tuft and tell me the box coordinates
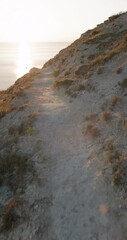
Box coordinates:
[53,69,60,77]
[103,142,124,186]
[0,153,34,192]
[109,95,121,110]
[100,112,112,122]
[108,12,124,22]
[84,124,100,139]
[118,78,127,88]
[3,199,20,230]
[116,67,122,74]
[54,78,74,89]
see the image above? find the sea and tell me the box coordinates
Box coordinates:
[0,42,70,90]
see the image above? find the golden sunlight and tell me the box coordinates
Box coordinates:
[15,41,32,78]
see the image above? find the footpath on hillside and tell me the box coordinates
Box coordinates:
[0,67,127,240]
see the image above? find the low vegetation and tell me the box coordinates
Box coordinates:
[0,72,36,119]
[109,95,121,110]
[96,66,104,75]
[108,12,124,22]
[54,77,74,89]
[8,112,37,136]
[0,153,34,193]
[84,108,127,188]
[118,78,127,88]
[84,71,93,79]
[75,64,89,76]
[76,84,86,91]
[53,69,60,77]
[0,110,7,119]
[100,112,112,122]
[123,119,127,130]
[2,199,22,230]
[90,33,127,67]
[85,113,98,122]
[116,67,122,74]
[77,81,95,92]
[84,124,100,139]
[103,141,125,186]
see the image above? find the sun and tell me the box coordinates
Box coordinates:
[15,41,32,78]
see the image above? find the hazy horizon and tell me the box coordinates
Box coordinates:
[0,41,69,89]
[0,0,127,42]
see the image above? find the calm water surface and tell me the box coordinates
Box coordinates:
[0,42,70,90]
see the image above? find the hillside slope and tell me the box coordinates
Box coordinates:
[0,12,127,240]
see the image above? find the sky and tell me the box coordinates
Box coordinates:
[0,0,127,42]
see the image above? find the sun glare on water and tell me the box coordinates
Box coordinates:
[15,41,32,78]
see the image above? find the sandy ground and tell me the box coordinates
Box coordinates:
[0,66,126,240]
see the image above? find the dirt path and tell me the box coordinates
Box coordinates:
[21,67,126,240]
[1,67,127,240]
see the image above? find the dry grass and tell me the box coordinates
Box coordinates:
[0,153,34,192]
[91,30,101,36]
[85,113,98,121]
[123,119,127,130]
[100,112,112,122]
[96,66,104,75]
[0,73,35,119]
[66,90,77,98]
[8,124,25,136]
[104,142,120,162]
[87,54,97,61]
[89,33,127,66]
[101,101,108,111]
[28,111,39,119]
[108,12,124,22]
[91,50,114,66]
[2,199,21,230]
[109,95,121,110]
[116,67,122,74]
[16,102,29,111]
[103,142,124,186]
[84,71,93,79]
[0,99,12,119]
[84,124,100,139]
[80,60,84,64]
[53,69,60,77]
[54,77,74,89]
[26,127,36,135]
[76,84,86,91]
[0,110,7,119]
[118,78,127,88]
[8,112,37,136]
[29,67,41,76]
[75,64,89,76]
[77,81,95,92]
[85,32,111,45]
